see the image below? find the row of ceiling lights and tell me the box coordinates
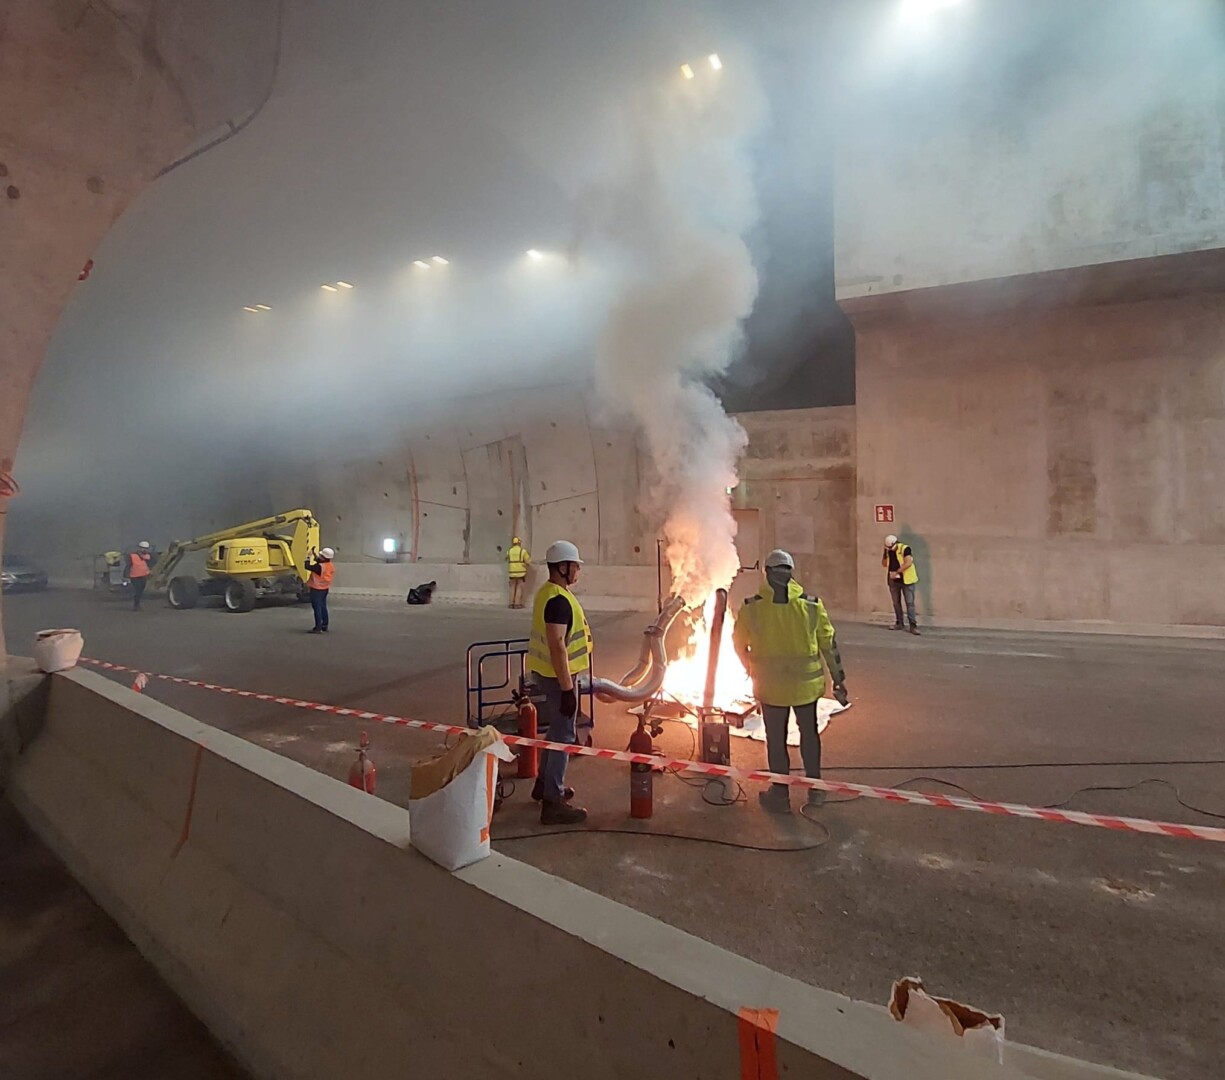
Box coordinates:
[242,54,727,314]
[680,53,721,79]
[241,250,557,312]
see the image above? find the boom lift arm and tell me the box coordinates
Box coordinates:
[151,509,320,589]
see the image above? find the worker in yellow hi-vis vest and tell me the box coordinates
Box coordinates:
[734,549,848,815]
[506,535,530,609]
[883,534,920,635]
[525,540,591,826]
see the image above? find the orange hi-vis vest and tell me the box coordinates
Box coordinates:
[129,551,153,579]
[310,560,335,590]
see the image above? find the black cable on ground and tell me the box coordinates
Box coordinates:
[493,817,832,853]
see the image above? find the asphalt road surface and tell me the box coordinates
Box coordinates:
[6,588,1225,1080]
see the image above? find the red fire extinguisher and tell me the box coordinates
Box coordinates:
[516,695,538,779]
[348,731,376,794]
[629,718,654,819]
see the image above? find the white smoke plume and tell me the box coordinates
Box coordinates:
[589,58,766,604]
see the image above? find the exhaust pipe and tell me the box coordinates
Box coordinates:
[578,594,686,704]
[701,588,728,712]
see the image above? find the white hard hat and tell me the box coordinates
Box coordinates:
[138,541,151,550]
[320,547,335,560]
[764,549,794,570]
[545,540,583,564]
[884,534,898,548]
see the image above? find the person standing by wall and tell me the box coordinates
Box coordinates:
[733,549,848,814]
[126,541,154,611]
[506,535,530,609]
[883,534,920,634]
[525,540,591,826]
[305,546,335,634]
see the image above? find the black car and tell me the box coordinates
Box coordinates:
[1,554,49,593]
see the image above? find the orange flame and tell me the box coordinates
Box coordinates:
[660,592,755,712]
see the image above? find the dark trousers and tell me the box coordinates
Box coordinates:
[131,578,147,611]
[310,588,329,630]
[761,701,821,797]
[535,674,577,802]
[889,579,917,627]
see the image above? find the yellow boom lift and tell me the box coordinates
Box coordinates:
[152,509,322,614]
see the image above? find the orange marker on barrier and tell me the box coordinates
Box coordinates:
[738,1007,779,1080]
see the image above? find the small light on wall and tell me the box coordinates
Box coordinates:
[383,537,397,554]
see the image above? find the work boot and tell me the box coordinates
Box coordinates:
[890,623,903,631]
[806,788,827,809]
[909,625,921,636]
[310,627,323,634]
[531,779,574,802]
[758,788,791,814]
[540,799,587,826]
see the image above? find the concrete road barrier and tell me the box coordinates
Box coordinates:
[5,667,1154,1080]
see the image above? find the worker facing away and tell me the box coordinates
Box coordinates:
[506,535,530,609]
[305,547,335,633]
[526,540,591,826]
[733,549,848,815]
[126,541,154,611]
[883,534,921,635]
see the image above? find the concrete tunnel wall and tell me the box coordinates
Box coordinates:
[1,665,1152,1080]
[0,0,278,659]
[257,390,861,613]
[834,0,1225,630]
[833,0,1225,301]
[846,254,1225,629]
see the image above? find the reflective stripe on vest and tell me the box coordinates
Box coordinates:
[310,561,335,590]
[507,544,529,578]
[129,552,152,579]
[526,582,591,678]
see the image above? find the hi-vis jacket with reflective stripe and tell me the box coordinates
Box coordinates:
[507,543,530,578]
[732,578,845,707]
[526,582,592,679]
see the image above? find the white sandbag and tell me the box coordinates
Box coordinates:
[409,731,515,871]
[32,629,84,673]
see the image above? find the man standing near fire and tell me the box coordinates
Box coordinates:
[733,549,848,814]
[525,540,590,826]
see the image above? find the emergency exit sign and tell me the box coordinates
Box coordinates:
[875,504,894,524]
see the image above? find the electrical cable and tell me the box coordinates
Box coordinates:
[494,817,832,853]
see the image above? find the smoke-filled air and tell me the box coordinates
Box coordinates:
[590,63,765,605]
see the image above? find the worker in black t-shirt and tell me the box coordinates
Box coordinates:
[525,540,592,825]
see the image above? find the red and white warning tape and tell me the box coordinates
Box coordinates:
[79,657,1225,845]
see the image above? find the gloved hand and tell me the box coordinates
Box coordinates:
[560,688,578,718]
[833,683,849,707]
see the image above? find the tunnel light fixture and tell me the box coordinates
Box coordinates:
[680,63,695,79]
[255,304,271,310]
[336,281,353,289]
[383,537,397,554]
[242,306,260,313]
[431,255,449,265]
[526,249,544,261]
[413,260,431,269]
[708,53,723,71]
[320,283,339,292]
